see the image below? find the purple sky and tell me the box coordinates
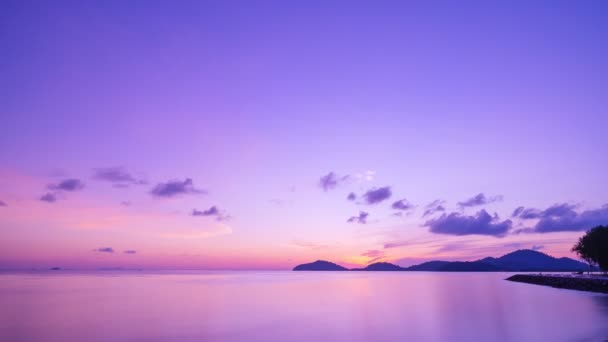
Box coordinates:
[1,1,607,269]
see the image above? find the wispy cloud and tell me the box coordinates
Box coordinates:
[150,178,205,198]
[347,192,357,201]
[93,167,146,187]
[291,240,328,250]
[318,172,349,191]
[192,206,230,221]
[48,178,85,192]
[383,241,411,249]
[353,170,376,182]
[95,247,114,253]
[422,200,445,217]
[514,203,608,233]
[347,211,369,224]
[362,186,392,205]
[511,206,543,219]
[193,206,219,216]
[124,250,137,254]
[424,210,512,237]
[361,250,384,258]
[0,200,6,207]
[392,199,414,211]
[361,250,386,264]
[39,193,57,203]
[458,193,503,208]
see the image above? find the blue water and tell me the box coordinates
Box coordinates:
[1,271,607,341]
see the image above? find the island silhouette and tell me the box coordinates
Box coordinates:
[293,260,348,271]
[294,249,594,272]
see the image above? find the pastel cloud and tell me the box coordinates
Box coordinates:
[354,170,376,182]
[150,178,204,198]
[347,211,369,224]
[392,199,414,211]
[318,172,348,191]
[0,200,6,206]
[95,247,114,253]
[2,189,233,262]
[40,193,57,203]
[361,250,384,258]
[511,206,543,219]
[93,167,146,187]
[383,241,410,249]
[192,206,219,216]
[362,186,392,205]
[124,250,137,254]
[291,240,328,250]
[48,178,85,192]
[514,203,608,233]
[347,192,357,201]
[422,200,445,217]
[192,206,230,221]
[458,193,503,208]
[361,249,386,264]
[424,209,512,237]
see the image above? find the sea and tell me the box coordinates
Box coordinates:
[1,271,607,341]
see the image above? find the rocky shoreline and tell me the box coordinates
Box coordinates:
[506,274,608,294]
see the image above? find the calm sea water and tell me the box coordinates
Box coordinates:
[1,271,607,341]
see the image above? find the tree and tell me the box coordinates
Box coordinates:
[572,225,608,274]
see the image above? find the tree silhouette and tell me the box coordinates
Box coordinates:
[572,225,608,274]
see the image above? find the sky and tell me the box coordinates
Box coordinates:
[1,1,607,270]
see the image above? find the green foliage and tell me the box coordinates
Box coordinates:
[572,225,608,271]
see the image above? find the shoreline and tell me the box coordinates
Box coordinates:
[506,274,608,294]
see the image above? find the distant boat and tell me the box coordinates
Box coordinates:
[293,249,595,272]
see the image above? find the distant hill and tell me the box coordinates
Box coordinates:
[476,249,593,272]
[403,260,503,272]
[435,261,503,272]
[293,250,593,272]
[352,262,404,271]
[293,260,348,271]
[405,261,451,271]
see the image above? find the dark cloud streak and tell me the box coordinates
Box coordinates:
[192,206,230,221]
[192,206,220,216]
[318,172,348,191]
[512,203,608,233]
[48,179,85,192]
[362,187,392,205]
[422,200,445,217]
[392,199,414,211]
[458,193,503,208]
[93,167,146,187]
[424,210,512,237]
[150,178,204,198]
[40,193,57,203]
[347,211,369,224]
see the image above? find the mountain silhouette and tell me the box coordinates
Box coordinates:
[293,260,348,271]
[293,249,592,272]
[405,261,451,271]
[477,249,594,271]
[352,262,404,271]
